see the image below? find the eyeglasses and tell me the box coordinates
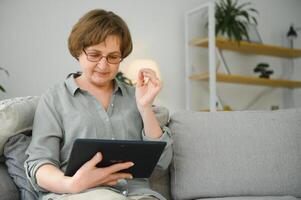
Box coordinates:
[83,49,123,64]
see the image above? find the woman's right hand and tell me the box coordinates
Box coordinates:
[69,152,134,193]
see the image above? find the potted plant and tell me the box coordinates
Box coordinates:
[0,67,9,92]
[116,71,133,86]
[214,0,258,42]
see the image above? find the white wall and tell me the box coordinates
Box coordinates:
[0,0,300,112]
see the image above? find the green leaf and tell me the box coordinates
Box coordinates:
[0,67,9,76]
[115,72,133,86]
[213,0,259,42]
[236,2,251,11]
[251,16,258,25]
[0,85,6,93]
[248,8,259,14]
[237,22,249,40]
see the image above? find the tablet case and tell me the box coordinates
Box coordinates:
[64,139,167,178]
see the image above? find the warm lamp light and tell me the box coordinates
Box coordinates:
[124,59,161,84]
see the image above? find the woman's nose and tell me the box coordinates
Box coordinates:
[97,57,109,69]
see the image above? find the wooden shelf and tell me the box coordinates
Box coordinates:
[190,37,301,58]
[189,72,301,89]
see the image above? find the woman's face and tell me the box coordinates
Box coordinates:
[78,35,122,87]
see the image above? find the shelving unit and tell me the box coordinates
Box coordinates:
[190,37,301,58]
[189,72,301,89]
[185,2,217,111]
[189,37,301,89]
[185,2,301,111]
[189,38,301,89]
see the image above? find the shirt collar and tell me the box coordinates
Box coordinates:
[114,79,126,95]
[65,73,81,96]
[65,72,125,96]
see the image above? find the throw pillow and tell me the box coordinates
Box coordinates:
[169,109,301,199]
[0,96,39,156]
[4,130,38,200]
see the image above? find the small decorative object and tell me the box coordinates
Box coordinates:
[0,67,9,93]
[286,24,301,48]
[214,0,259,42]
[271,105,279,110]
[116,71,133,86]
[254,63,273,78]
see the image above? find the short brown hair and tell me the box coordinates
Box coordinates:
[68,9,132,60]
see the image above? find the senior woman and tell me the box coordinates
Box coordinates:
[25,9,172,200]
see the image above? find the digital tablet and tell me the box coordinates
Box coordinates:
[64,139,167,178]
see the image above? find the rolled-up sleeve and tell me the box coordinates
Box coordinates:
[142,106,173,170]
[24,91,63,192]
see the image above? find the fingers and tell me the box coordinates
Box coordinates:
[136,70,144,87]
[103,162,134,175]
[81,152,103,170]
[102,172,133,186]
[102,172,133,183]
[138,68,161,86]
[105,180,118,186]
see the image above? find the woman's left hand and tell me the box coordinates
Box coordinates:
[135,68,162,111]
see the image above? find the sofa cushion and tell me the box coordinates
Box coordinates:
[0,96,39,156]
[4,130,38,200]
[169,109,301,200]
[0,163,19,200]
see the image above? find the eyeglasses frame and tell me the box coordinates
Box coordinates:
[82,49,123,64]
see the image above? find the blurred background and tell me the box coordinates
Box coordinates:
[0,0,301,113]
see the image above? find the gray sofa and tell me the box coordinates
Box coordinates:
[1,96,301,200]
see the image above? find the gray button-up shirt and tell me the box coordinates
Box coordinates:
[25,73,172,200]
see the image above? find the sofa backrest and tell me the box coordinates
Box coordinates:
[168,108,301,200]
[2,97,301,200]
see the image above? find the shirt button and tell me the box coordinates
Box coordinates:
[111,103,114,107]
